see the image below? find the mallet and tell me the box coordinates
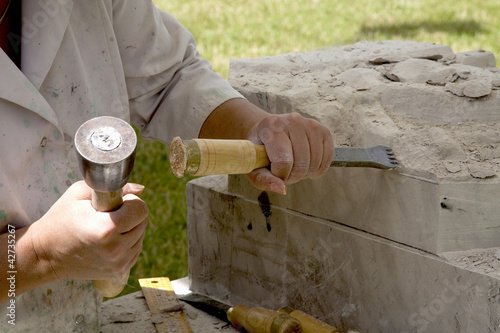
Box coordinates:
[75,116,137,297]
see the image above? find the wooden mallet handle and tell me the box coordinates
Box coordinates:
[91,189,130,298]
[169,137,269,177]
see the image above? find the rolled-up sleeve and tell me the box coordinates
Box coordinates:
[112,0,243,143]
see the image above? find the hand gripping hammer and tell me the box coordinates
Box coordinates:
[74,116,137,297]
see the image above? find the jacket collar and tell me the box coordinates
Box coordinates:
[21,0,74,90]
[0,51,60,129]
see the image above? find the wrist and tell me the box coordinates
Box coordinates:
[26,222,62,282]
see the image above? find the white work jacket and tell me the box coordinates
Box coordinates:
[0,0,242,331]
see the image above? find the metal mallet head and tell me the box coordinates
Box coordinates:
[75,116,137,197]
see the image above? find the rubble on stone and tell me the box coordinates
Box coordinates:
[229,40,500,182]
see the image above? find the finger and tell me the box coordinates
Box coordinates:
[128,230,146,267]
[122,183,145,196]
[306,132,323,179]
[100,218,146,271]
[246,168,287,195]
[265,131,294,181]
[118,228,146,274]
[126,247,142,271]
[120,217,148,249]
[249,115,293,181]
[304,119,332,179]
[110,195,149,233]
[316,136,335,179]
[285,121,311,184]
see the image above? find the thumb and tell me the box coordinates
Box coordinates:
[246,169,287,195]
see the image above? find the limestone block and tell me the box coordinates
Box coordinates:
[227,169,500,254]
[227,40,500,254]
[186,176,500,333]
[187,176,234,297]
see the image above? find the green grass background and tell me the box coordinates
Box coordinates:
[122,0,500,296]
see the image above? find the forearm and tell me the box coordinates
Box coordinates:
[0,224,57,303]
[199,98,269,140]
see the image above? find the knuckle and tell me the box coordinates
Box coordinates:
[268,115,285,132]
[286,112,305,126]
[292,163,310,177]
[289,112,303,121]
[273,159,293,171]
[307,118,322,130]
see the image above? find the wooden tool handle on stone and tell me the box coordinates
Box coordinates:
[91,189,130,298]
[170,137,270,177]
[227,305,303,333]
[278,307,342,333]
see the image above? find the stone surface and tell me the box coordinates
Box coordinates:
[187,176,500,333]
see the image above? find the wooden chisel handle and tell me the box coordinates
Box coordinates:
[169,138,398,177]
[278,307,342,333]
[169,137,270,178]
[227,305,303,333]
[91,189,130,298]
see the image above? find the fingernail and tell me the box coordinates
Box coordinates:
[129,183,145,192]
[271,183,287,195]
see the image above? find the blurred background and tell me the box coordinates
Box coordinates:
[123,0,500,295]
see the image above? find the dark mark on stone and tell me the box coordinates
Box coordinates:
[441,197,450,210]
[258,191,272,232]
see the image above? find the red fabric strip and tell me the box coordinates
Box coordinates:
[0,0,22,68]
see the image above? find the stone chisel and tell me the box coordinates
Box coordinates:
[169,137,399,178]
[179,293,303,333]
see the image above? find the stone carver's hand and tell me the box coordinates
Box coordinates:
[245,113,335,194]
[199,98,335,195]
[31,181,148,281]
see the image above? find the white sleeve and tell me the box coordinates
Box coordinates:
[112,0,244,143]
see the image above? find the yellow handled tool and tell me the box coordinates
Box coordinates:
[279,307,342,333]
[169,137,398,178]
